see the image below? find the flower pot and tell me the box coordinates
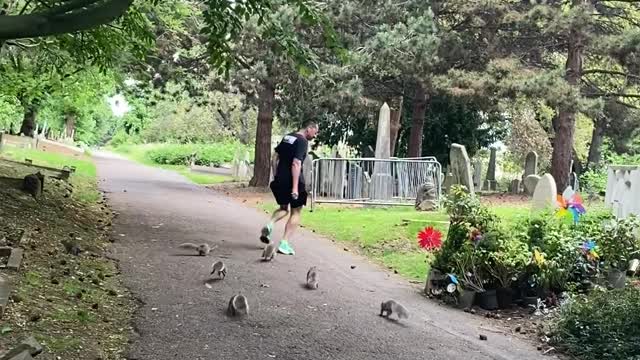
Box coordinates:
[496,287,513,309]
[478,289,498,310]
[523,296,538,306]
[457,289,476,309]
[607,269,626,289]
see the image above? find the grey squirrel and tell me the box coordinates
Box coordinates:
[306,266,319,289]
[380,300,409,320]
[261,243,276,261]
[23,171,44,199]
[227,294,249,316]
[177,243,216,256]
[210,261,227,279]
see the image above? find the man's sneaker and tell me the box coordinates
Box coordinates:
[260,223,273,244]
[277,240,295,255]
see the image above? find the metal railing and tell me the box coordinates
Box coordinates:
[310,157,442,210]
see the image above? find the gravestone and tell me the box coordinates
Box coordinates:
[449,144,474,194]
[524,151,538,177]
[569,172,579,191]
[510,179,521,194]
[415,176,438,211]
[483,147,497,191]
[442,171,455,193]
[472,160,482,192]
[231,150,251,181]
[523,174,541,195]
[372,103,393,200]
[532,173,558,210]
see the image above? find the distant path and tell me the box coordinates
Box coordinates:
[94,152,553,360]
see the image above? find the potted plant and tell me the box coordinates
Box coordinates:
[486,235,530,309]
[453,243,487,309]
[599,216,640,289]
[418,226,445,295]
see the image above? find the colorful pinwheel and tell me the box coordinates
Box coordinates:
[417,226,443,251]
[581,240,599,261]
[469,228,483,247]
[556,186,586,224]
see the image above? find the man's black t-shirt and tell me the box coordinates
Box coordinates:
[273,132,308,187]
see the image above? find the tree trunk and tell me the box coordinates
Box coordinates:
[249,79,275,187]
[389,96,403,156]
[407,84,427,157]
[551,26,583,192]
[65,112,76,139]
[19,105,37,137]
[587,118,605,169]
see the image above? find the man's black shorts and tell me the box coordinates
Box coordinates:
[270,181,307,208]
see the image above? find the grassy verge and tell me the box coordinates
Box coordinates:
[0,146,134,359]
[0,147,100,203]
[257,201,533,281]
[111,143,233,185]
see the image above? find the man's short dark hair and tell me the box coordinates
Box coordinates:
[300,120,318,129]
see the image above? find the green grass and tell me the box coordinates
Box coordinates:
[260,201,535,281]
[111,143,233,185]
[0,147,100,202]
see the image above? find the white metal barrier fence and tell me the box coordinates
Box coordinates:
[310,157,442,210]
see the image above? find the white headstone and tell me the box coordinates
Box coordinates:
[532,173,557,210]
[523,174,541,195]
[449,144,474,194]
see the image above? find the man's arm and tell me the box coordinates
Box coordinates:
[291,158,302,196]
[271,151,279,179]
[291,138,308,197]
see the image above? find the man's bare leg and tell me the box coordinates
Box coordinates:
[278,207,302,255]
[260,205,288,243]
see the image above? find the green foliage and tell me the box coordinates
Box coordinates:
[441,185,497,230]
[582,152,640,195]
[395,94,508,161]
[550,287,640,360]
[597,216,640,271]
[485,230,531,288]
[145,142,251,167]
[434,185,500,282]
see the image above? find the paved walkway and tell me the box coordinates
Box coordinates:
[94,152,553,360]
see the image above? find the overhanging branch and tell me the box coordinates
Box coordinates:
[0,0,133,40]
[583,69,640,81]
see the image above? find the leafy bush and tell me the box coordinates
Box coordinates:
[580,167,608,195]
[550,287,640,360]
[597,215,640,271]
[146,142,252,167]
[441,185,497,229]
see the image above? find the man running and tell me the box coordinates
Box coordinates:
[259,120,319,255]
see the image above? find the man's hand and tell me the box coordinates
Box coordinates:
[291,191,299,200]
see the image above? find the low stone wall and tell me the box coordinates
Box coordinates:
[605,165,640,219]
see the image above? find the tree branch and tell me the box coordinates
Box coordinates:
[42,0,101,16]
[0,0,133,40]
[591,92,640,99]
[583,69,640,81]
